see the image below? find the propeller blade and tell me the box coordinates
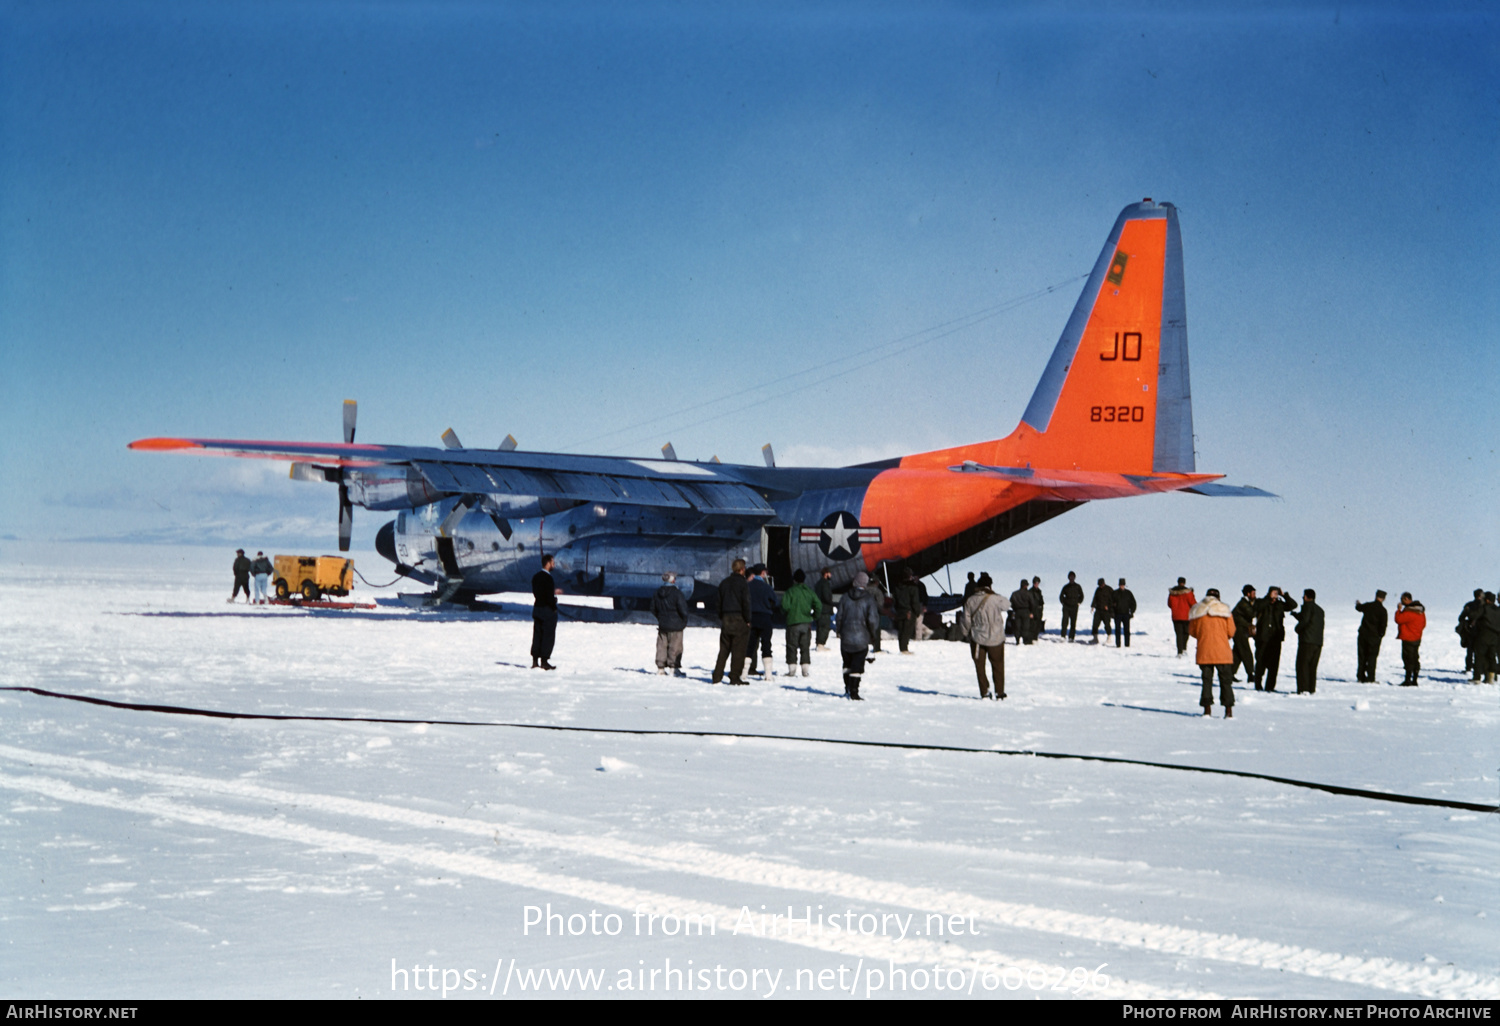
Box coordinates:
[761,443,776,469]
[498,434,518,452]
[338,483,353,552]
[342,400,357,444]
[441,428,463,450]
[661,442,677,461]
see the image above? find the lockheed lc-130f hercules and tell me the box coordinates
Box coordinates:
[131,200,1270,607]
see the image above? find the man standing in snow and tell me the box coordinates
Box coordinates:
[963,576,1011,699]
[1189,588,1236,717]
[1394,592,1427,686]
[780,569,821,677]
[1009,578,1034,645]
[1291,588,1325,694]
[745,564,778,677]
[250,551,273,605]
[1253,587,1297,691]
[1469,592,1500,683]
[1355,590,1388,682]
[230,549,252,603]
[531,554,561,670]
[1090,578,1114,643]
[1113,578,1137,648]
[1059,571,1084,642]
[650,572,689,676]
[836,572,882,701]
[1231,585,1258,685]
[1458,589,1484,674]
[1028,576,1045,642]
[1168,577,1196,657]
[814,568,836,650]
[712,558,751,685]
[892,568,923,653]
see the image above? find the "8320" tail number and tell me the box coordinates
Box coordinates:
[1091,405,1145,423]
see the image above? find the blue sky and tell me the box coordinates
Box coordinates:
[1,2,1494,603]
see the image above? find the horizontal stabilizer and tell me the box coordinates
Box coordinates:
[1182,482,1278,498]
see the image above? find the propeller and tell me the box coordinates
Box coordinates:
[338,400,356,552]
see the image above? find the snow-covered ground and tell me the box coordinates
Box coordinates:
[1,543,1495,1000]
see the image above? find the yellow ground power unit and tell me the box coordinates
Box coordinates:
[273,555,354,601]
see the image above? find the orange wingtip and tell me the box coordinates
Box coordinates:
[127,437,202,451]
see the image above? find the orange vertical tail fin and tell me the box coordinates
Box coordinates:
[906,201,1195,475]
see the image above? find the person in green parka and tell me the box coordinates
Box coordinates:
[781,569,823,677]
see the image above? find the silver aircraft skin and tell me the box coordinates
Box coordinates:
[131,201,1270,606]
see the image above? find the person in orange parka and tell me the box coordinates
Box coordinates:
[1168,577,1197,657]
[1188,588,1236,718]
[1393,592,1427,687]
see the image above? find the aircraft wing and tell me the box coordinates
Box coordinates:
[128,436,778,516]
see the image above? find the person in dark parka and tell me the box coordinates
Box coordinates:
[1469,592,1500,683]
[230,549,252,603]
[651,572,689,676]
[1027,577,1045,642]
[745,564,778,677]
[712,559,751,685]
[1458,589,1484,673]
[1291,588,1324,694]
[1059,572,1084,642]
[814,568,836,650]
[1009,579,1035,645]
[893,568,923,653]
[1354,590,1388,682]
[1252,587,1297,691]
[531,554,560,670]
[837,572,882,700]
[1090,578,1114,643]
[1231,585,1258,684]
[1112,578,1137,648]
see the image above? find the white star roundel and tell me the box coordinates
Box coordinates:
[798,511,880,561]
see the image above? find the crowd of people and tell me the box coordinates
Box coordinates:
[510,554,1500,708]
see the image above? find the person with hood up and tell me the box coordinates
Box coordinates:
[780,568,822,677]
[1393,592,1427,686]
[836,571,882,701]
[650,572,689,676]
[963,573,1011,699]
[1188,588,1236,718]
[1167,578,1196,657]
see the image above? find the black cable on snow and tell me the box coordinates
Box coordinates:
[352,568,401,589]
[3,685,1495,815]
